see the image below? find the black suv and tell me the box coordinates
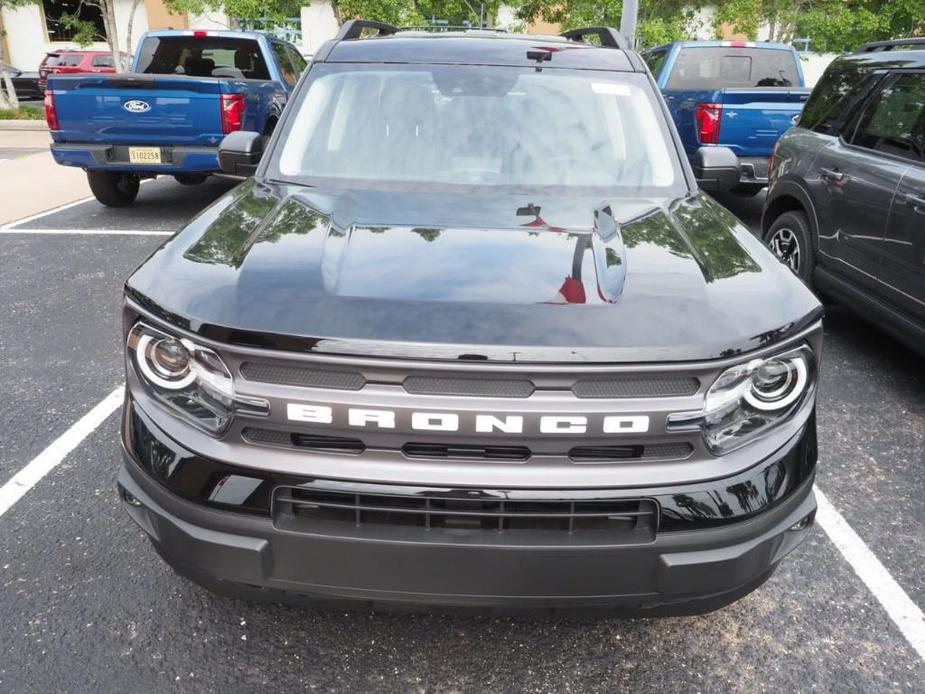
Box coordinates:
[763,38,925,355]
[119,21,822,615]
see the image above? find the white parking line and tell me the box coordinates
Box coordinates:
[816,487,925,661]
[0,195,96,229]
[0,385,922,666]
[0,386,123,518]
[0,178,157,230]
[0,228,173,236]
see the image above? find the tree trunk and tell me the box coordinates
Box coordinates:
[97,0,122,73]
[0,12,20,110]
[125,0,144,60]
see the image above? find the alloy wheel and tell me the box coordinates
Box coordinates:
[768,227,801,271]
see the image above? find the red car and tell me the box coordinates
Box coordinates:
[38,50,126,90]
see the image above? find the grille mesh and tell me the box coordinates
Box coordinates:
[240,362,365,390]
[641,443,694,460]
[572,377,699,399]
[403,376,534,398]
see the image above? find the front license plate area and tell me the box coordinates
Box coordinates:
[128,147,162,164]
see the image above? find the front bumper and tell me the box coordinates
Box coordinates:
[119,398,817,615]
[50,142,220,173]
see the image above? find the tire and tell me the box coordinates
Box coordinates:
[174,173,208,186]
[87,171,140,207]
[764,210,815,287]
[730,183,766,197]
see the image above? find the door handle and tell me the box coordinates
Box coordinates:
[820,167,846,183]
[904,192,925,213]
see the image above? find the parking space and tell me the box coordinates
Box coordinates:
[0,180,923,692]
[5,176,237,233]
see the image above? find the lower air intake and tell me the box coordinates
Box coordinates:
[273,482,659,545]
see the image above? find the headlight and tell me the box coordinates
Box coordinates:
[127,322,265,434]
[673,345,815,455]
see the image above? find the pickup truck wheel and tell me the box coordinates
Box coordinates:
[730,184,765,197]
[87,171,140,207]
[764,211,814,287]
[174,174,208,186]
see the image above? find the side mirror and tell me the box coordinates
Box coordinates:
[692,146,740,192]
[218,131,265,177]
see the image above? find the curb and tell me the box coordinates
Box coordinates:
[0,120,48,131]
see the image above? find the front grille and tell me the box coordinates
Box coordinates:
[243,427,693,463]
[572,377,699,398]
[402,442,530,461]
[273,483,659,544]
[238,361,698,399]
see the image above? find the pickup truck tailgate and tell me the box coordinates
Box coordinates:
[49,74,226,147]
[717,88,811,157]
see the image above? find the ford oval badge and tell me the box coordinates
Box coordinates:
[123,99,150,113]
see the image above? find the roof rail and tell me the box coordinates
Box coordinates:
[857,37,925,53]
[335,19,399,41]
[561,26,629,51]
[397,25,507,33]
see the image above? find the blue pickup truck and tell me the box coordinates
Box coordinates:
[45,29,306,206]
[643,40,811,195]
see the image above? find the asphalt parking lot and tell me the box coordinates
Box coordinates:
[0,174,923,693]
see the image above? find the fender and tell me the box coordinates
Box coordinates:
[762,177,822,253]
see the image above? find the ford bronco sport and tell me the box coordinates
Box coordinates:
[118,21,823,615]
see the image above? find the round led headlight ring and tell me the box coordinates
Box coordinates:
[743,355,808,411]
[135,334,196,390]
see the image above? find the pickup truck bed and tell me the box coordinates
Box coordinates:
[645,41,811,194]
[49,73,279,173]
[45,30,305,205]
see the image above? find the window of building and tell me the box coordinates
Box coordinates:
[44,0,106,43]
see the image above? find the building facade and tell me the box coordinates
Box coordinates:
[1,0,232,71]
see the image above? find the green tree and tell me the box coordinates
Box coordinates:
[715,0,925,52]
[164,0,304,27]
[511,0,701,47]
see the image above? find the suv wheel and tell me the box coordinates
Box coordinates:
[764,211,814,286]
[87,171,140,207]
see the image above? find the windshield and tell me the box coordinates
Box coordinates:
[275,65,683,195]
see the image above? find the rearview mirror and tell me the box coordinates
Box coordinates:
[218,131,265,177]
[692,146,740,192]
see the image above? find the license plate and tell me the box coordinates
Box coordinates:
[128,147,162,164]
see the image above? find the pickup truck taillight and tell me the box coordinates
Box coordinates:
[220,93,246,134]
[44,90,59,131]
[695,102,723,145]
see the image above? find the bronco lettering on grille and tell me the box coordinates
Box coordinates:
[286,404,649,434]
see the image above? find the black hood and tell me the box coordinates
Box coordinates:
[126,180,822,362]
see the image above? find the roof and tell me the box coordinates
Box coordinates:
[835,50,925,70]
[647,40,797,52]
[142,29,273,41]
[323,32,639,71]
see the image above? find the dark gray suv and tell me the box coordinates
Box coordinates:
[763,38,925,355]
